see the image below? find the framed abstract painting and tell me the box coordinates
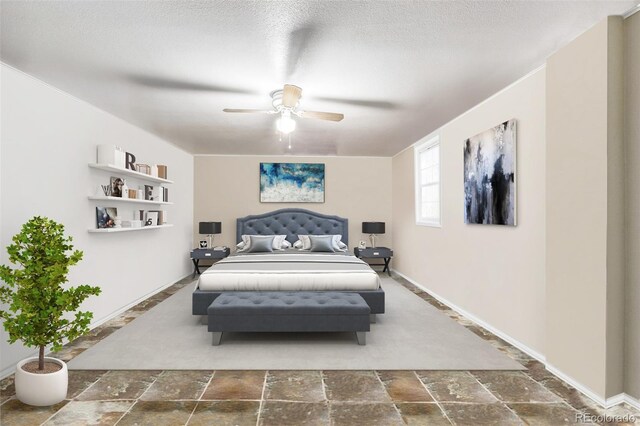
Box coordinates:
[463,119,517,226]
[260,163,325,203]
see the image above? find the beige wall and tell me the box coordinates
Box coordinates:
[545,17,625,399]
[194,156,392,249]
[392,69,546,355]
[606,16,625,399]
[625,11,640,401]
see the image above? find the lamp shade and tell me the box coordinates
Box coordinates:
[199,222,221,235]
[362,222,385,234]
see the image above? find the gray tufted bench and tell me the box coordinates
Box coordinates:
[207,292,370,345]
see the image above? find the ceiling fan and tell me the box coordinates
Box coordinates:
[223,84,344,134]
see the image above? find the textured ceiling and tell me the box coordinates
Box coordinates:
[1,1,636,156]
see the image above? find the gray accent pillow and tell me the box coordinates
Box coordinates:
[247,235,275,253]
[309,235,336,252]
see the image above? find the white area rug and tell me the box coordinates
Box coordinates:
[68,277,524,370]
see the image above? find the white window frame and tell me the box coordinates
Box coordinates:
[414,135,441,227]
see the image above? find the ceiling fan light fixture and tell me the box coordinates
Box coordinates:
[276,111,296,134]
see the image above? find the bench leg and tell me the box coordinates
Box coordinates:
[370,314,377,324]
[356,332,366,345]
[212,332,222,346]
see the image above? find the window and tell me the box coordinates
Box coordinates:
[414,136,441,226]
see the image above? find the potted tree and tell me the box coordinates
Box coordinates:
[0,216,101,406]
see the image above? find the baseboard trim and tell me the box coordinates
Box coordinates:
[544,367,640,410]
[393,270,546,363]
[0,274,192,380]
[544,363,607,407]
[620,393,640,411]
[87,273,193,330]
[604,392,626,407]
[392,269,637,410]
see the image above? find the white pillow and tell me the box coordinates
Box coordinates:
[330,235,348,252]
[236,234,252,252]
[297,235,312,250]
[293,240,304,249]
[238,234,288,251]
[281,240,292,249]
[273,235,287,250]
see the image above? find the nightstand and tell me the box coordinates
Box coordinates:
[190,247,230,276]
[354,247,393,275]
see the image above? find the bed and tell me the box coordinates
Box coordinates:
[192,208,385,316]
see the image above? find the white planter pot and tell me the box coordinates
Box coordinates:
[15,357,68,406]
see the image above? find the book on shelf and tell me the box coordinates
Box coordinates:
[158,185,169,202]
[147,210,166,225]
[145,211,159,226]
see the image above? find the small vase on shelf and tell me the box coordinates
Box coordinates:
[121,179,129,199]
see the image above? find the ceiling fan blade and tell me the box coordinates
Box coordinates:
[300,110,344,122]
[223,108,274,114]
[282,84,302,108]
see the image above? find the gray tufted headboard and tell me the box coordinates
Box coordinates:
[236,209,348,245]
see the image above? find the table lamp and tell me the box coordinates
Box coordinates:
[362,222,385,248]
[199,222,221,248]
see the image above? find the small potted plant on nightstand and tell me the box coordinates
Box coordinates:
[0,216,101,406]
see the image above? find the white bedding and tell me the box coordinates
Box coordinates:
[197,252,380,291]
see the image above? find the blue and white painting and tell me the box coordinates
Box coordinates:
[260,163,325,203]
[464,119,516,226]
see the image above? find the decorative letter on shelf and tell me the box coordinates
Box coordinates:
[125,152,136,170]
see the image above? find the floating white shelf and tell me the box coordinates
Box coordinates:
[88,196,173,205]
[88,163,174,184]
[88,224,174,233]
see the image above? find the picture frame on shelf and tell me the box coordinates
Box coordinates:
[136,164,151,175]
[199,240,208,248]
[358,241,366,249]
[110,177,124,198]
[145,211,159,226]
[157,165,168,179]
[96,207,118,229]
[148,210,165,225]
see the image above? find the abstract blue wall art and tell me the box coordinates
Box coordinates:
[464,119,516,226]
[260,163,325,203]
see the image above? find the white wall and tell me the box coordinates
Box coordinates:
[0,64,194,375]
[392,68,547,357]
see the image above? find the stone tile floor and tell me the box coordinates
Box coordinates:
[1,274,638,425]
